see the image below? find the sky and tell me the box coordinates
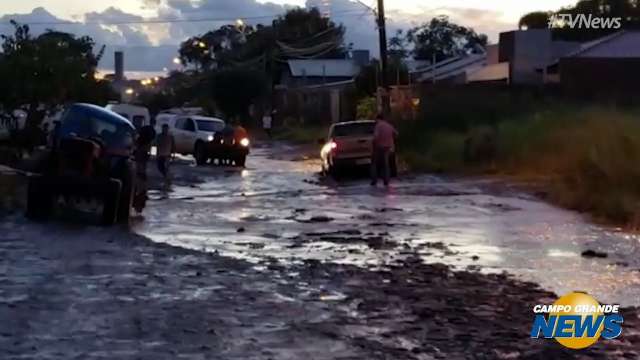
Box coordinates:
[0,0,577,76]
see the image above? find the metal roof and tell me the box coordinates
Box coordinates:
[287,59,360,78]
[416,54,487,82]
[573,31,640,58]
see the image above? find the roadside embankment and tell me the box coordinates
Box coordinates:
[398,106,640,228]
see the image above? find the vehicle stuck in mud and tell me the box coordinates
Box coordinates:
[26,103,138,226]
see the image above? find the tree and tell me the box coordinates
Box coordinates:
[388,29,409,60]
[0,21,112,131]
[519,11,552,30]
[406,16,488,62]
[520,0,640,42]
[179,7,347,78]
[179,24,252,71]
[355,59,409,98]
[210,69,268,122]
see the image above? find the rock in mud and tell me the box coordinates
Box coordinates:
[296,215,334,223]
[581,250,608,258]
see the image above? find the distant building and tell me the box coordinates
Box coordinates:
[279,59,361,89]
[275,59,362,124]
[411,28,640,90]
[413,52,490,84]
[553,31,640,95]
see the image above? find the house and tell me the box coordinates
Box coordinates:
[275,58,362,124]
[416,28,640,96]
[554,31,640,95]
[279,59,361,88]
[413,53,490,84]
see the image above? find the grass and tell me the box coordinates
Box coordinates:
[399,105,640,227]
[273,123,328,144]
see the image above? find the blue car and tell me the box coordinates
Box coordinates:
[26,103,138,226]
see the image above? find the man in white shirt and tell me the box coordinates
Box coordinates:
[156,124,175,188]
[262,111,273,139]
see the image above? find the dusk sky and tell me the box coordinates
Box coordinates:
[0,0,578,75]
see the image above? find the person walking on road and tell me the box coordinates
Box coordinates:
[156,124,175,189]
[262,111,273,139]
[133,125,156,213]
[370,114,398,187]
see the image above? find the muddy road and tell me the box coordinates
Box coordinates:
[140,143,640,307]
[1,142,639,359]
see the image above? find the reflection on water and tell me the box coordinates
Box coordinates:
[137,146,640,307]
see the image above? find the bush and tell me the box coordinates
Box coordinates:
[356,97,378,120]
[274,124,328,144]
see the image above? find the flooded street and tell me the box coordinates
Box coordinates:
[139,143,640,307]
[1,142,639,359]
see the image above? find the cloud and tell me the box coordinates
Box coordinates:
[0,0,517,75]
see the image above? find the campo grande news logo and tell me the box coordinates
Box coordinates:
[530,292,624,349]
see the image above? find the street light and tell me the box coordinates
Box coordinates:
[173,57,181,65]
[125,88,134,95]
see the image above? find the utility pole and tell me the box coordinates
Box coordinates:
[376,0,390,116]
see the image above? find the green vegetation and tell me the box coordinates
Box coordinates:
[520,0,640,41]
[356,97,378,120]
[273,122,327,144]
[0,21,115,127]
[399,106,640,227]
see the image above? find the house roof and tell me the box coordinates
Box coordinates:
[572,31,640,58]
[287,59,360,78]
[416,54,487,82]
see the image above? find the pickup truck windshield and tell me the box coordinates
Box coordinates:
[332,123,375,137]
[197,120,225,132]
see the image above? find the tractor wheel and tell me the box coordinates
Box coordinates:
[26,175,53,221]
[101,179,122,226]
[116,161,135,224]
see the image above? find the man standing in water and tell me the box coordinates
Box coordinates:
[156,124,175,189]
[262,110,273,139]
[371,114,398,187]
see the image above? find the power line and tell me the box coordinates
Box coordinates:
[0,9,367,27]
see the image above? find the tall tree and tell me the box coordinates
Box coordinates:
[388,29,409,60]
[178,7,347,74]
[519,11,552,30]
[210,69,268,122]
[406,16,488,62]
[0,21,112,128]
[179,24,252,71]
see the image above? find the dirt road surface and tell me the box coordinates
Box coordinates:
[1,143,639,359]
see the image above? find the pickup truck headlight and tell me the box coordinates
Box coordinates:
[207,135,214,142]
[240,138,250,147]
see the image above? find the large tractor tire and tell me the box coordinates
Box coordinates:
[100,179,122,226]
[26,175,54,221]
[115,160,135,224]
